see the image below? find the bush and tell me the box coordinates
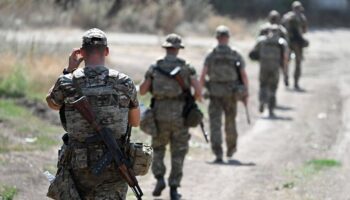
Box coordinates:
[0,64,27,98]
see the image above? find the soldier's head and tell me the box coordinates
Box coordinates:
[80,28,109,66]
[162,33,184,56]
[292,1,304,13]
[268,10,281,24]
[215,25,230,45]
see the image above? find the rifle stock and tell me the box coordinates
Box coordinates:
[72,96,143,200]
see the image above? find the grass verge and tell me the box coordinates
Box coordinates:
[0,185,17,200]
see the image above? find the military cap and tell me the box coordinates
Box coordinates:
[82,28,107,47]
[162,33,184,49]
[215,25,230,37]
[268,10,281,21]
[292,1,304,10]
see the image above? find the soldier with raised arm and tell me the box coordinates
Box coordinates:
[45,28,147,200]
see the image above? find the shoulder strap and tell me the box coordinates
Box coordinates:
[153,66,187,91]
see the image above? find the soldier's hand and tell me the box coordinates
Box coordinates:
[68,48,84,72]
[194,92,203,102]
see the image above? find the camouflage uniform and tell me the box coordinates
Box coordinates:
[282,1,308,88]
[48,29,139,200]
[252,26,288,115]
[145,35,196,188]
[204,26,245,159]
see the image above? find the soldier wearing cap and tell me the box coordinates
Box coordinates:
[200,25,249,163]
[250,25,289,117]
[282,1,309,90]
[139,33,201,200]
[46,28,141,199]
[259,10,288,41]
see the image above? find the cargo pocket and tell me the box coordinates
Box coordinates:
[72,148,88,169]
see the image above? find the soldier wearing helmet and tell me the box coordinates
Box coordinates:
[46,28,143,200]
[250,25,289,117]
[259,10,288,40]
[139,33,201,200]
[200,25,249,163]
[282,1,309,90]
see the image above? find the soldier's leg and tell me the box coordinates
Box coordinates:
[268,75,279,117]
[223,96,238,157]
[168,128,190,187]
[293,43,303,89]
[259,73,269,113]
[151,129,170,180]
[209,97,224,160]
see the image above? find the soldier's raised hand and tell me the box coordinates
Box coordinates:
[68,48,84,72]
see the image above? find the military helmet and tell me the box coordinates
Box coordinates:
[215,25,230,37]
[292,1,304,11]
[268,10,281,23]
[162,33,185,49]
[82,28,107,47]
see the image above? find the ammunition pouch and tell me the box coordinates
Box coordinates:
[183,97,203,127]
[127,143,153,176]
[140,108,158,137]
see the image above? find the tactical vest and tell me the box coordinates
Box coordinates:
[259,38,283,70]
[64,68,129,142]
[207,46,240,83]
[151,57,189,99]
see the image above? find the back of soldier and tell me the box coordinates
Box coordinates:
[150,56,193,130]
[205,45,241,97]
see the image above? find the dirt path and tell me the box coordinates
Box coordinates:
[1,29,350,200]
[133,29,350,200]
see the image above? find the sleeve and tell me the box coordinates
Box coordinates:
[144,64,155,80]
[203,51,212,67]
[236,51,246,69]
[125,78,139,109]
[48,77,65,107]
[186,63,197,79]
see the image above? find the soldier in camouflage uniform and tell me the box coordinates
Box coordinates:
[200,25,249,163]
[282,1,308,90]
[252,25,289,117]
[139,33,201,200]
[260,10,290,86]
[46,28,140,200]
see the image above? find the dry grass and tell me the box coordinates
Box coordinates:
[0,52,66,98]
[206,15,251,39]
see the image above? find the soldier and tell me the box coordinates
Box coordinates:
[139,33,201,200]
[200,25,249,163]
[46,28,141,200]
[251,25,289,117]
[282,1,309,90]
[259,10,288,40]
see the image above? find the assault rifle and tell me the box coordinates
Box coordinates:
[235,61,251,125]
[72,96,143,200]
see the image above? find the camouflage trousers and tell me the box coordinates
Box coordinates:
[151,121,190,187]
[290,42,303,84]
[208,95,238,159]
[69,144,128,200]
[259,69,280,110]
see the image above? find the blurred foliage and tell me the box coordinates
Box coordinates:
[0,185,17,200]
[0,64,27,98]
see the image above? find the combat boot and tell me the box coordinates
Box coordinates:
[284,76,289,87]
[170,187,182,200]
[152,176,166,197]
[213,157,224,163]
[226,147,237,158]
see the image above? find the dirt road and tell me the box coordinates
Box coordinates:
[1,29,350,200]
